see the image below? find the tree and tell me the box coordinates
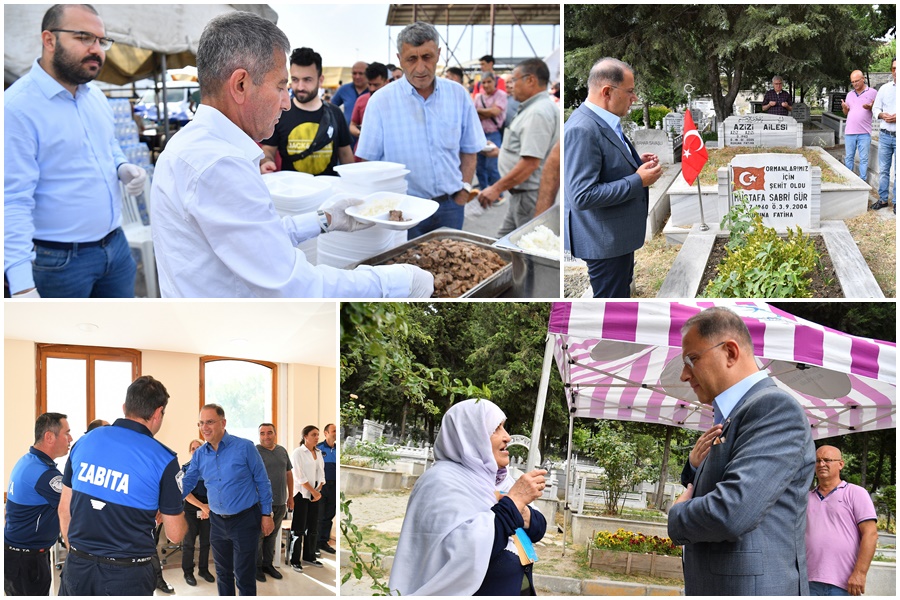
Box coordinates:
[564,5,878,119]
[576,421,657,515]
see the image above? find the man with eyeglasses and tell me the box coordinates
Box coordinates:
[476,59,558,237]
[841,70,878,181]
[331,60,369,127]
[564,58,662,297]
[761,76,793,116]
[181,404,274,596]
[668,306,815,595]
[806,446,877,596]
[58,376,187,596]
[5,4,148,299]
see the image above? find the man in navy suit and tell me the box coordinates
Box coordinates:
[668,307,815,595]
[564,58,662,297]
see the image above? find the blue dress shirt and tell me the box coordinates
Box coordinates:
[4,58,127,294]
[330,82,367,124]
[356,76,486,200]
[713,370,769,423]
[584,100,628,148]
[181,431,273,516]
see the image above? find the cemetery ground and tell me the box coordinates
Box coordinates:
[564,145,896,299]
[339,490,683,596]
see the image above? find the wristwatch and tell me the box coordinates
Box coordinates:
[459,182,473,195]
[316,209,330,233]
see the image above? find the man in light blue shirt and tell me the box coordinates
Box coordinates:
[357,21,485,239]
[181,404,274,596]
[4,4,147,298]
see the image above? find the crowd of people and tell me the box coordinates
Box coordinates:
[4,375,337,596]
[4,5,561,299]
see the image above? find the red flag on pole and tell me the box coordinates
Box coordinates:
[681,110,708,186]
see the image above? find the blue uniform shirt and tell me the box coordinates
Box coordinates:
[180,431,273,516]
[330,82,367,124]
[4,57,128,294]
[62,419,182,558]
[5,447,63,549]
[317,440,337,482]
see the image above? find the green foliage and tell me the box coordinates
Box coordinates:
[875,485,895,530]
[703,196,818,298]
[629,106,671,129]
[341,399,366,428]
[564,5,879,118]
[870,39,896,72]
[593,528,682,557]
[340,493,395,595]
[577,422,658,515]
[344,437,398,470]
[719,193,757,251]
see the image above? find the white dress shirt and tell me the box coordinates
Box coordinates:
[150,104,413,297]
[291,444,325,500]
[873,79,896,133]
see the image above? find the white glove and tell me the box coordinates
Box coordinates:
[325,197,373,233]
[400,264,434,298]
[13,287,41,298]
[117,163,148,196]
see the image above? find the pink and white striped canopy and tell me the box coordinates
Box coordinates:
[548,302,896,439]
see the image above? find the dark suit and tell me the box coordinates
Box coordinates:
[564,103,648,297]
[668,378,815,596]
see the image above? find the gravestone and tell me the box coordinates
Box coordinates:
[792,102,810,123]
[717,114,803,148]
[632,128,679,164]
[662,109,702,136]
[718,153,819,230]
[828,92,848,114]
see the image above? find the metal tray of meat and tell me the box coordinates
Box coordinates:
[350,229,513,298]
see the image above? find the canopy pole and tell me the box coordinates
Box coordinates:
[562,406,575,557]
[161,53,170,149]
[527,334,554,471]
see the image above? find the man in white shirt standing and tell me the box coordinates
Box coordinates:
[872,58,896,213]
[150,11,432,298]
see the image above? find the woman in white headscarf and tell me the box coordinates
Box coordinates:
[389,399,548,596]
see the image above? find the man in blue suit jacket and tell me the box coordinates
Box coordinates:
[564,58,662,297]
[668,307,816,596]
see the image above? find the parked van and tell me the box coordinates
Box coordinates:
[134,81,200,124]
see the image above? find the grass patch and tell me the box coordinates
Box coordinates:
[696,147,848,186]
[634,232,682,298]
[845,209,895,297]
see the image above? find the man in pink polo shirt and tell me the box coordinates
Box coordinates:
[841,70,878,180]
[806,445,878,596]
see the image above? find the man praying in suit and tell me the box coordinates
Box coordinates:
[564,58,662,297]
[668,306,816,596]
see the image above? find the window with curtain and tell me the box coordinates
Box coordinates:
[200,357,277,442]
[37,344,141,470]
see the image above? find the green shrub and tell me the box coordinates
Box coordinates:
[344,437,397,469]
[629,106,671,129]
[702,194,818,298]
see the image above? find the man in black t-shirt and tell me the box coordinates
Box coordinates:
[261,47,353,176]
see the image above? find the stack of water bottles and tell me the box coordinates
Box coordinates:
[109,97,152,224]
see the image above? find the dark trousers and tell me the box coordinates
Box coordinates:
[290,494,319,564]
[182,507,212,575]
[257,504,286,567]
[4,547,52,596]
[318,480,337,547]
[59,552,155,596]
[210,505,261,596]
[585,252,634,298]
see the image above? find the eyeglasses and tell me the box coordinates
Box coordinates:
[507,73,532,85]
[816,458,841,464]
[50,29,115,51]
[197,419,221,427]
[683,341,726,369]
[609,85,637,96]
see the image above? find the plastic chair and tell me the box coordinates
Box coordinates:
[120,180,159,298]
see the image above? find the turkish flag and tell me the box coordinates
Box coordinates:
[733,166,766,191]
[681,110,708,185]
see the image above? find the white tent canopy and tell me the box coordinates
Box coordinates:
[4,4,277,85]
